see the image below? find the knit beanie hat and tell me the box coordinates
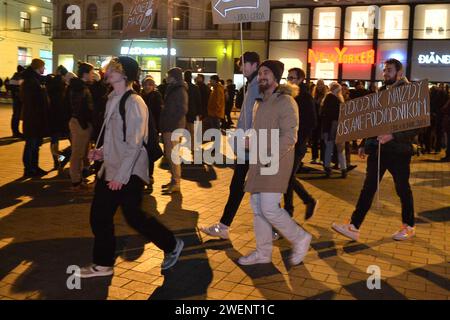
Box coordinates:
[258,60,284,84]
[31,58,45,70]
[117,56,140,82]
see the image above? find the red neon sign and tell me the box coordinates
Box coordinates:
[308,47,375,65]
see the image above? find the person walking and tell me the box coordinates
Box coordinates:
[159,67,188,194]
[332,59,418,241]
[79,56,183,278]
[238,60,312,266]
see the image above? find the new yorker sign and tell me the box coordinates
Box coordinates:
[335,80,430,143]
[308,47,375,65]
[211,0,270,24]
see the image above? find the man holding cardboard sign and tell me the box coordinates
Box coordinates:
[332,58,427,242]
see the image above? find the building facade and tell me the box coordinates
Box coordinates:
[0,0,53,79]
[52,0,268,86]
[268,0,450,85]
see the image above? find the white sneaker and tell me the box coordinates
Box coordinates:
[392,224,415,241]
[79,264,114,278]
[200,223,230,240]
[290,232,312,265]
[238,251,271,266]
[161,238,184,270]
[332,222,360,241]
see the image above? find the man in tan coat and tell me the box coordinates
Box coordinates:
[239,60,312,266]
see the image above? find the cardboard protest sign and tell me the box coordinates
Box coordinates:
[335,80,430,143]
[212,0,270,24]
[121,0,158,40]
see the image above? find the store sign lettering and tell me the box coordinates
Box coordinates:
[66,5,81,30]
[308,47,375,65]
[418,52,450,65]
[120,46,176,56]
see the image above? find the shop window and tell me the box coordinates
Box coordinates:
[414,4,450,39]
[344,6,374,39]
[376,41,408,80]
[112,3,124,30]
[342,41,374,81]
[40,50,52,75]
[313,7,341,40]
[269,41,308,79]
[87,55,113,70]
[176,57,217,73]
[379,5,410,39]
[58,54,74,72]
[309,41,340,80]
[270,8,309,40]
[18,47,32,66]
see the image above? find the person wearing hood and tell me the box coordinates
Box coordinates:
[66,62,95,190]
[333,58,418,242]
[238,60,312,266]
[159,67,188,194]
[20,59,50,177]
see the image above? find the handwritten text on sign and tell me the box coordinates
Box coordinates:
[121,0,158,39]
[335,80,430,143]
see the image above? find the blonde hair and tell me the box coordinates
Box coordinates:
[329,82,344,103]
[104,57,122,73]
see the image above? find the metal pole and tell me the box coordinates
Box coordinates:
[377,142,381,209]
[240,22,246,129]
[167,0,174,70]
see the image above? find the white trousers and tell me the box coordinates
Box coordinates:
[251,192,306,258]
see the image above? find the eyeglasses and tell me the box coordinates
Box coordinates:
[287,76,298,81]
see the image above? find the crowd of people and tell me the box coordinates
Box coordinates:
[2,53,448,276]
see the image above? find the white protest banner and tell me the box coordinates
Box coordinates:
[335,80,431,143]
[212,0,270,24]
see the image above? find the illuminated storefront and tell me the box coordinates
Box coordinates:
[269,2,450,84]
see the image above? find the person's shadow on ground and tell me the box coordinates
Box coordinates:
[148,193,213,300]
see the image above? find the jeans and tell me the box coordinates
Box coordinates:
[324,133,346,170]
[90,175,177,266]
[350,152,415,229]
[251,193,306,258]
[284,143,315,215]
[23,138,42,173]
[220,162,249,227]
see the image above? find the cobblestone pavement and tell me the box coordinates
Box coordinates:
[0,103,448,300]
